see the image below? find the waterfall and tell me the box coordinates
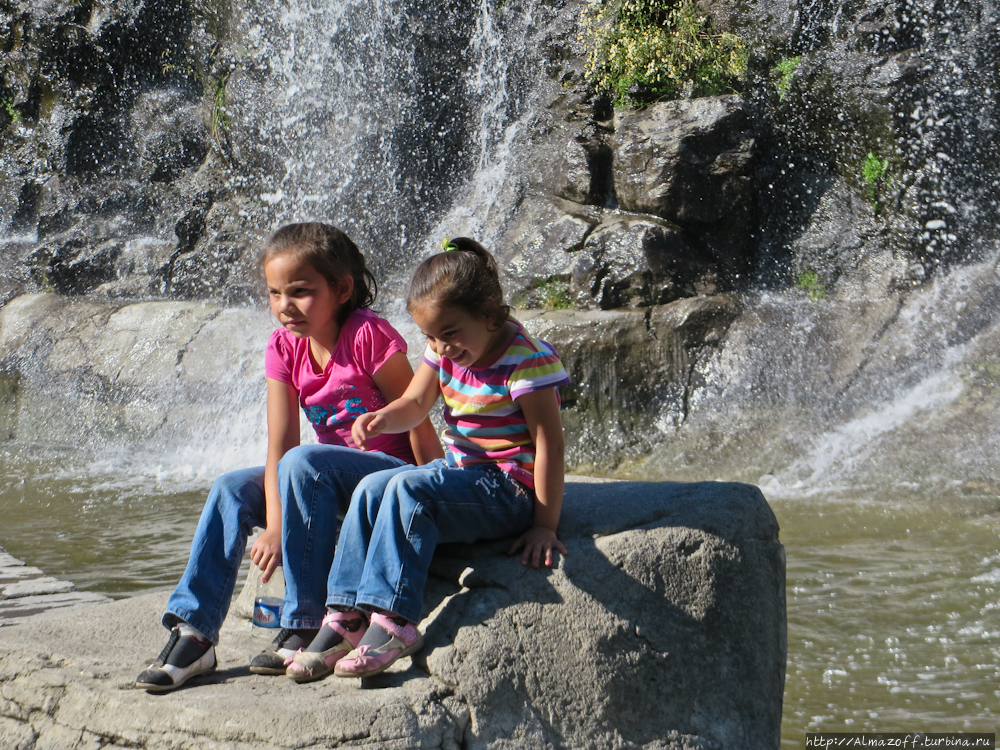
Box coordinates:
[0,0,558,485]
[225,0,544,271]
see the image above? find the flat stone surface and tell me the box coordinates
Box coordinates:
[0,554,26,568]
[0,479,786,750]
[0,578,77,600]
[0,592,111,621]
[0,567,46,582]
[0,547,111,623]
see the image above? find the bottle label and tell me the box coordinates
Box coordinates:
[252,598,282,629]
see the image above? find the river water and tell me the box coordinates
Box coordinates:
[1,437,996,743]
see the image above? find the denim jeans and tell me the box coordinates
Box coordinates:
[327,459,536,624]
[164,444,408,644]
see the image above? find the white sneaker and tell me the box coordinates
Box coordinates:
[135,626,216,692]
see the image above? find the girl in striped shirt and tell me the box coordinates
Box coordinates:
[285,237,570,682]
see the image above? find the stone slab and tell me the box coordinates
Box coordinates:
[0,592,112,621]
[0,567,46,582]
[0,479,786,749]
[1,578,77,600]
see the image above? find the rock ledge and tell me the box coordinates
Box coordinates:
[0,478,785,750]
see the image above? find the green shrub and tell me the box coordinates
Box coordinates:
[581,0,747,108]
[796,270,827,301]
[862,152,890,213]
[540,280,573,310]
[2,97,21,124]
[772,55,801,101]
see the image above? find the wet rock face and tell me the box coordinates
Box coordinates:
[501,93,755,316]
[613,97,757,280]
[0,0,258,301]
[570,215,717,309]
[2,0,999,472]
[613,97,756,225]
[522,295,740,465]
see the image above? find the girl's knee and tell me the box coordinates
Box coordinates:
[211,468,264,504]
[277,444,322,481]
[381,469,436,510]
[351,467,411,512]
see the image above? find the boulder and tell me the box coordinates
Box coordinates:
[612,97,757,280]
[0,478,785,750]
[522,297,741,466]
[569,214,718,309]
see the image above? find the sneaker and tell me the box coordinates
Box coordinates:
[286,610,367,683]
[135,626,216,693]
[249,627,318,675]
[333,612,423,679]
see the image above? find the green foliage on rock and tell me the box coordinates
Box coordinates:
[581,0,747,108]
[771,55,801,101]
[796,270,827,301]
[514,278,576,311]
[2,96,21,125]
[540,279,574,310]
[862,151,890,213]
[209,73,231,142]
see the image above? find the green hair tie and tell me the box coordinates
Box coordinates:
[441,237,458,252]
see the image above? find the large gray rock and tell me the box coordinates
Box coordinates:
[612,97,757,281]
[0,478,785,749]
[569,214,718,309]
[522,297,740,466]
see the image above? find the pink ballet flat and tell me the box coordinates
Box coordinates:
[285,611,366,683]
[334,612,423,679]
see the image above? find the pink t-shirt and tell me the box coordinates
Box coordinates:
[265,308,415,463]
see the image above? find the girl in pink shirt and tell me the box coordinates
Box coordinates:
[135,223,441,692]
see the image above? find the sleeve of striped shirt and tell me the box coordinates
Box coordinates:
[422,344,442,372]
[508,338,571,401]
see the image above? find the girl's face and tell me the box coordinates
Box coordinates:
[264,253,352,341]
[411,302,509,369]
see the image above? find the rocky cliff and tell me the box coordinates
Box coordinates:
[1,0,997,472]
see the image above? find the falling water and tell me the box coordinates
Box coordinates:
[1,0,998,741]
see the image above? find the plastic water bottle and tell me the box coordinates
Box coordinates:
[251,565,284,642]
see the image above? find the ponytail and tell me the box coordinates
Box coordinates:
[406,237,510,327]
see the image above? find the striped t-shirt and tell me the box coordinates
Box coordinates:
[423,320,571,490]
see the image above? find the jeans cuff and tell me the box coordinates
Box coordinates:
[356,595,419,624]
[326,594,358,611]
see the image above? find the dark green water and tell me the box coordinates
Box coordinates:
[1,446,997,740]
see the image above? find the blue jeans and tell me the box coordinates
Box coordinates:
[327,459,536,624]
[164,444,408,644]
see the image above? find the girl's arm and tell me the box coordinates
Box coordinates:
[352,360,439,449]
[369,351,444,465]
[251,377,300,583]
[508,387,569,568]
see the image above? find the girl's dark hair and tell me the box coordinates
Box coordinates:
[406,237,510,327]
[259,222,376,324]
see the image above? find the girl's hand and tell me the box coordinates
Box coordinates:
[250,527,283,583]
[351,411,385,450]
[508,525,568,568]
